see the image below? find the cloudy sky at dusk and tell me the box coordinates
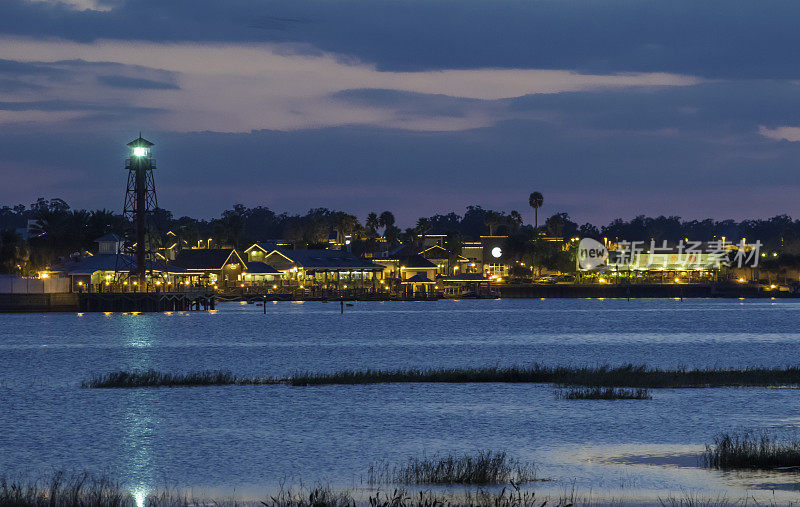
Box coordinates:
[2,0,800,226]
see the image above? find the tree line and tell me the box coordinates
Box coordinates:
[2,196,800,274]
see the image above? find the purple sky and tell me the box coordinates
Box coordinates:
[2,0,800,227]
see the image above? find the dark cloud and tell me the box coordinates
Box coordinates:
[0,59,68,76]
[509,81,800,131]
[329,80,800,135]
[0,77,43,92]
[96,75,179,90]
[2,0,800,78]
[0,99,164,113]
[0,59,69,92]
[332,89,485,118]
[0,58,180,93]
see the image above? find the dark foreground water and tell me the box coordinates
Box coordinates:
[2,299,800,502]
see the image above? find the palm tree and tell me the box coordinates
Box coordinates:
[378,211,395,234]
[529,192,543,233]
[384,224,401,247]
[365,212,379,238]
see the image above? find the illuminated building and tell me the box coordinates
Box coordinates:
[258,249,383,291]
[172,249,249,289]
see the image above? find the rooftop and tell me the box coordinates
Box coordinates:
[402,273,435,284]
[397,255,437,269]
[245,261,280,274]
[173,249,246,270]
[271,249,381,270]
[127,134,154,148]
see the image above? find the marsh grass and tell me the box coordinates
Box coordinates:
[81,370,277,389]
[0,471,131,507]
[355,486,571,507]
[555,386,652,400]
[287,365,800,388]
[2,472,797,507]
[0,472,572,507]
[265,485,357,507]
[367,451,538,485]
[658,494,735,507]
[703,431,800,470]
[83,365,800,389]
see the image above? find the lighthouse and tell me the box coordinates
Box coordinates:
[122,134,158,284]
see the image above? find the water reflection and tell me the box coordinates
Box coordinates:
[118,312,158,493]
[121,312,154,354]
[121,390,157,493]
[133,488,147,507]
[4,300,800,500]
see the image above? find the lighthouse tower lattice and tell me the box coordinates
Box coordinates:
[119,134,159,284]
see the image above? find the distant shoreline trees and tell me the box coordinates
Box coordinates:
[2,197,800,273]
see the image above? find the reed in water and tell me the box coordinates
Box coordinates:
[367,451,538,485]
[82,365,800,389]
[287,364,800,388]
[555,386,653,400]
[81,370,276,388]
[703,431,800,470]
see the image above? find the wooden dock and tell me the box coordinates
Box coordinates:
[0,291,215,312]
[79,290,215,312]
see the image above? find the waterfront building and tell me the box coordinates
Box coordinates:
[372,254,438,283]
[585,242,722,283]
[477,235,511,281]
[259,249,383,291]
[460,241,484,273]
[241,262,282,285]
[400,273,437,297]
[417,245,470,276]
[243,241,292,262]
[45,235,192,291]
[437,273,494,297]
[375,242,493,295]
[172,248,249,289]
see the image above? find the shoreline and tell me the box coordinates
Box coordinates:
[1,285,798,313]
[4,470,800,507]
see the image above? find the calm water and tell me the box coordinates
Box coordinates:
[2,299,800,501]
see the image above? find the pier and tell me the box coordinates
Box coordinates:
[0,290,214,313]
[79,290,215,312]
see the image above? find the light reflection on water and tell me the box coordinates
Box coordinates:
[2,299,800,501]
[133,489,147,507]
[121,390,156,493]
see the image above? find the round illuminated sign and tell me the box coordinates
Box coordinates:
[491,247,502,258]
[577,238,608,270]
